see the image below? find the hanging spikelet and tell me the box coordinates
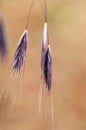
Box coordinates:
[0,0,35,111]
[38,1,54,130]
[40,0,52,91]
[0,16,7,59]
[11,0,35,75]
[41,23,52,91]
[11,29,28,73]
[11,0,35,74]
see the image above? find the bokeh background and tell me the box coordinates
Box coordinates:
[0,0,86,130]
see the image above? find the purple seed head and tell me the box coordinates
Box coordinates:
[41,22,52,91]
[44,45,52,91]
[11,29,28,73]
[0,16,7,58]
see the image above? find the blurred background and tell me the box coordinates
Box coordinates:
[0,0,86,130]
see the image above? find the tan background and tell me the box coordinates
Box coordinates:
[0,0,86,130]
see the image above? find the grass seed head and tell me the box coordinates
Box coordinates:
[11,29,28,73]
